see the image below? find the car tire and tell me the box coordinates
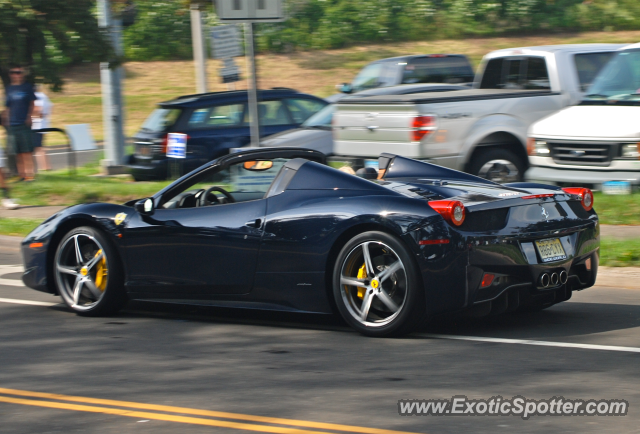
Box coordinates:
[332,231,425,337]
[54,226,127,316]
[469,148,525,183]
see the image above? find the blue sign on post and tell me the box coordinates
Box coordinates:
[166,133,187,159]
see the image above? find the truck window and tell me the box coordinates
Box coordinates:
[351,63,384,93]
[574,52,616,91]
[480,57,549,90]
[402,57,474,84]
[523,57,550,90]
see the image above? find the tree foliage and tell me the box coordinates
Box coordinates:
[0,0,113,92]
[255,0,640,52]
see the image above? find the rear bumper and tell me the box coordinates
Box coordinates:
[526,160,640,186]
[128,159,168,181]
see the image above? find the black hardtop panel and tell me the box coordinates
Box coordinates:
[286,160,396,193]
[340,88,556,105]
[382,155,497,185]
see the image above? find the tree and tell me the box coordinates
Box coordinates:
[0,0,113,93]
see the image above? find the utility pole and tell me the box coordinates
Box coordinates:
[97,0,126,174]
[244,22,259,147]
[191,3,208,94]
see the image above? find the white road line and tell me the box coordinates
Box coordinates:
[421,333,640,354]
[0,297,58,307]
[47,149,101,156]
[0,265,25,287]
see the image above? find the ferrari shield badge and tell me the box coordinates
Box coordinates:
[114,213,127,226]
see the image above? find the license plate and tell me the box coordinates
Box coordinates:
[138,146,150,156]
[535,238,567,263]
[602,181,631,195]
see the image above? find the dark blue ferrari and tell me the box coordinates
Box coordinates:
[21,148,599,336]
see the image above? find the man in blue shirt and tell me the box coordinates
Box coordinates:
[2,65,36,181]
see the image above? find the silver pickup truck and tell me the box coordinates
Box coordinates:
[333,44,624,182]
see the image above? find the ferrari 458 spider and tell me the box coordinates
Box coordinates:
[22,148,599,336]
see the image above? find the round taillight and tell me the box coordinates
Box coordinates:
[428,200,466,226]
[562,187,594,211]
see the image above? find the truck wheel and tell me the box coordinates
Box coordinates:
[470,149,525,183]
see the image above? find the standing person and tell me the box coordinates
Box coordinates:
[3,65,36,181]
[32,85,52,171]
[0,145,18,209]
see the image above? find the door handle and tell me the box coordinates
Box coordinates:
[245,219,262,228]
[366,125,378,131]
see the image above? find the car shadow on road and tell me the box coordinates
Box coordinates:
[104,299,640,341]
[420,301,640,341]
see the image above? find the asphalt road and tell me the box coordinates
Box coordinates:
[1,242,639,433]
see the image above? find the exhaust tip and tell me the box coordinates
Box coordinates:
[559,270,568,284]
[540,273,550,288]
[551,272,559,286]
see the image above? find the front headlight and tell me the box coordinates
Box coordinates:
[527,138,550,156]
[621,143,640,159]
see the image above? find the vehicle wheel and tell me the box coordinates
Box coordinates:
[470,148,525,183]
[54,226,127,316]
[333,231,425,337]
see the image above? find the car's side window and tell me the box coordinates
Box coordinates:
[284,98,326,124]
[187,103,245,129]
[160,158,290,210]
[244,100,292,126]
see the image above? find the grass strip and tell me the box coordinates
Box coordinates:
[600,238,640,267]
[0,218,43,237]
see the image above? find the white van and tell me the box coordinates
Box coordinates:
[527,43,640,191]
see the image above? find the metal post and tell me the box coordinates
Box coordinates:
[191,4,208,94]
[98,0,126,172]
[244,22,260,147]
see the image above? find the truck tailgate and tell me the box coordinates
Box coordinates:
[334,103,422,157]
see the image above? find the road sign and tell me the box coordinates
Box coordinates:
[216,0,284,23]
[166,133,187,159]
[219,58,242,83]
[211,24,243,59]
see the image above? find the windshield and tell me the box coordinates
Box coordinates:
[351,63,384,92]
[302,104,334,127]
[140,108,181,133]
[585,49,640,102]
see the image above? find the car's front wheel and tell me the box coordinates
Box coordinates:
[54,226,127,316]
[333,231,425,337]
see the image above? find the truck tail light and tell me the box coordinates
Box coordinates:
[412,115,437,142]
[160,134,168,154]
[428,200,466,226]
[562,187,593,211]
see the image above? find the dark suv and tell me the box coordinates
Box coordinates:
[128,88,328,180]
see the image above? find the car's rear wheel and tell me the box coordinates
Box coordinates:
[54,226,127,316]
[333,231,425,337]
[470,148,525,183]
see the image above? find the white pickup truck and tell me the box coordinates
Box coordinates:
[527,43,640,190]
[333,44,624,182]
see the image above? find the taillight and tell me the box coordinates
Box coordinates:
[412,115,436,142]
[160,134,168,154]
[428,200,466,226]
[562,187,593,211]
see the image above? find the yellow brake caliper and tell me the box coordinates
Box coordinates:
[93,249,108,291]
[356,264,367,299]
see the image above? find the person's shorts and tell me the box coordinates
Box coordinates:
[9,125,34,154]
[33,132,43,148]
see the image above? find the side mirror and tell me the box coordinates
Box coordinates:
[243,160,274,171]
[336,83,352,94]
[135,198,155,215]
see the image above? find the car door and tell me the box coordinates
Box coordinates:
[123,156,287,300]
